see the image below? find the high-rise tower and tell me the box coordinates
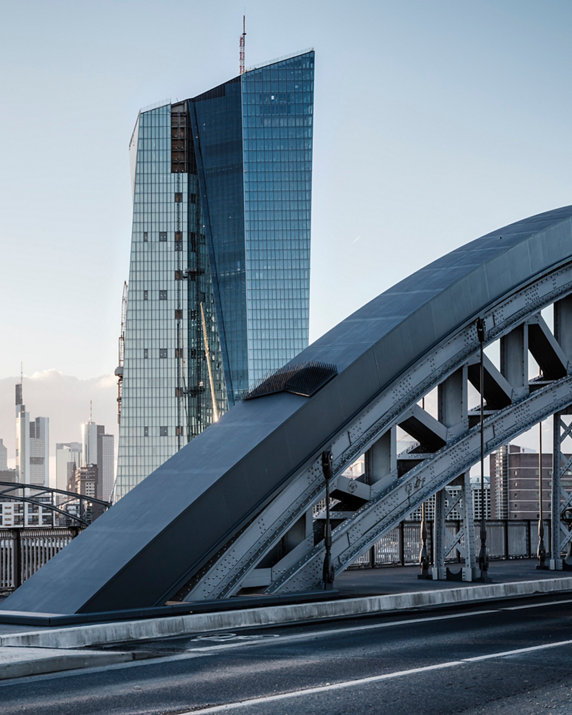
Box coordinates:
[116,50,314,498]
[15,382,49,487]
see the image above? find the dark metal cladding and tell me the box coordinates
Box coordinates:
[3,206,572,614]
[245,362,338,399]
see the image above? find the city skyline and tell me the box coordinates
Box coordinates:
[1,1,571,467]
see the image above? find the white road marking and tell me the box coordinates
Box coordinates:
[181,637,572,713]
[182,607,499,654]
[503,597,572,611]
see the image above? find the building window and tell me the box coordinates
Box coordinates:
[144,426,149,437]
[143,290,149,301]
[143,231,148,242]
[190,193,197,204]
[175,242,183,252]
[160,426,168,437]
[175,270,183,280]
[159,231,167,242]
[159,348,168,358]
[174,309,183,320]
[176,426,184,436]
[175,348,183,358]
[174,192,183,203]
[144,348,148,359]
[175,387,183,397]
[159,290,167,300]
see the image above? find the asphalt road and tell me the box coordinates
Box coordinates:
[1,596,572,714]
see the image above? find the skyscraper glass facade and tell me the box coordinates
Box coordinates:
[115,51,314,499]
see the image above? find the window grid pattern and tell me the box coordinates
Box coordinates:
[116,51,313,499]
[116,105,190,499]
[241,52,314,388]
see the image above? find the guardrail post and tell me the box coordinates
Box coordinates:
[12,528,21,589]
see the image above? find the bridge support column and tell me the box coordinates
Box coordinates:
[500,325,529,400]
[460,471,476,581]
[364,428,396,486]
[551,296,572,570]
[432,367,475,580]
[550,412,572,570]
[432,489,447,580]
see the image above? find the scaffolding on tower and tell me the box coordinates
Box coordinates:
[239,15,246,74]
[115,281,128,424]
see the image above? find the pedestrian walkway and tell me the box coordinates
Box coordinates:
[335,557,569,596]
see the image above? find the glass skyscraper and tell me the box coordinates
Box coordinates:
[115,50,314,499]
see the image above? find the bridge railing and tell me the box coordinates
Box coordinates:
[351,519,551,568]
[0,528,79,592]
[0,520,558,594]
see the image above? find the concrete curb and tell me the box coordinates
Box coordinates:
[0,647,134,680]
[1,577,571,650]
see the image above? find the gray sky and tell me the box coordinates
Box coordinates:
[1,0,571,461]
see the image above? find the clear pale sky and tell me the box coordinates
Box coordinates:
[1,0,571,457]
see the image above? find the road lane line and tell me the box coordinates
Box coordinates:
[503,597,572,611]
[181,608,499,654]
[181,593,572,656]
[180,637,572,713]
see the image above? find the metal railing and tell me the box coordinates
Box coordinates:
[0,519,561,594]
[350,519,552,568]
[0,528,78,591]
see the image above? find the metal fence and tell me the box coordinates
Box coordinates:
[0,520,561,593]
[350,519,552,568]
[0,528,78,591]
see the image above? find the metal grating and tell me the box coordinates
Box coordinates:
[245,362,338,400]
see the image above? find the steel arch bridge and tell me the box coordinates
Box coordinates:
[0,481,111,527]
[4,205,572,615]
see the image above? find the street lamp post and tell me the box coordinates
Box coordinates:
[476,318,490,582]
[418,500,431,579]
[321,450,335,590]
[418,395,431,579]
[537,421,547,569]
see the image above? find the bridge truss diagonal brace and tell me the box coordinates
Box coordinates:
[185,260,572,602]
[269,379,572,594]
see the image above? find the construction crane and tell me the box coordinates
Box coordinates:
[239,15,246,74]
[115,281,128,424]
[200,302,219,423]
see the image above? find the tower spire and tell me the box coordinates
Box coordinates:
[239,15,246,74]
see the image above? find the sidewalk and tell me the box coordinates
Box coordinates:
[0,559,571,681]
[335,557,568,595]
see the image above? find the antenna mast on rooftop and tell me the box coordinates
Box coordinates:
[239,15,246,74]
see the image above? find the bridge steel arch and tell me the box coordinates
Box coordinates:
[3,206,572,615]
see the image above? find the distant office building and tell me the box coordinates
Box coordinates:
[0,438,7,470]
[15,383,49,487]
[116,50,314,498]
[55,442,82,492]
[0,500,53,528]
[409,479,490,521]
[489,444,570,519]
[0,469,17,484]
[81,420,99,467]
[69,463,97,499]
[97,433,114,502]
[80,417,115,502]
